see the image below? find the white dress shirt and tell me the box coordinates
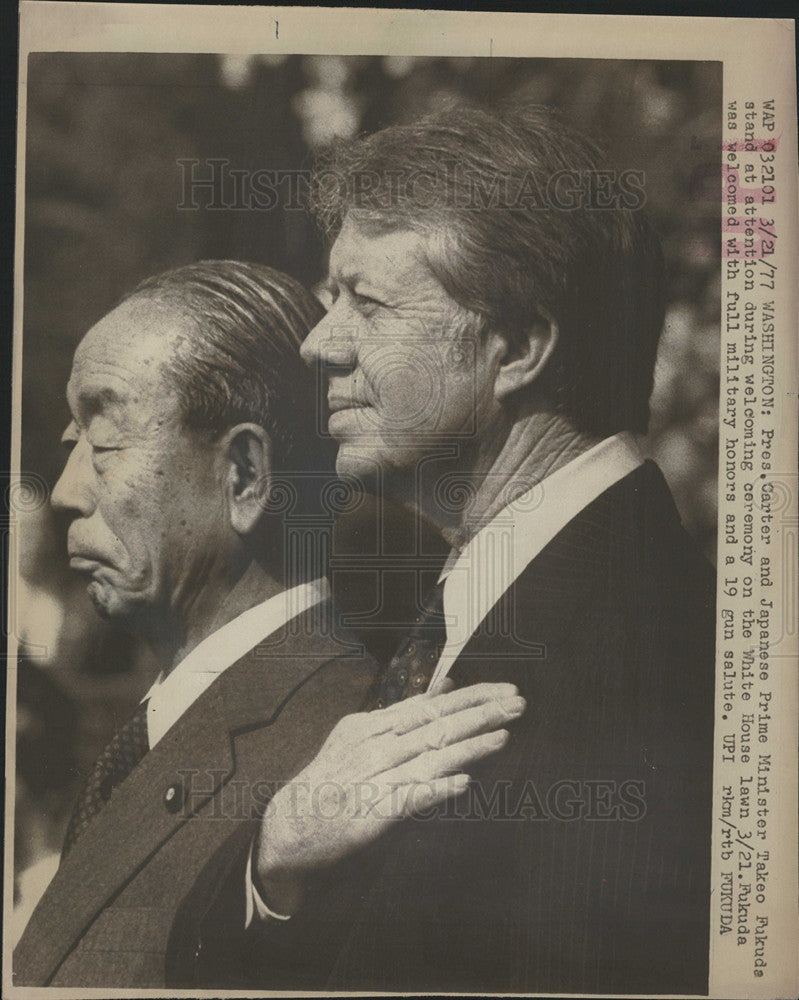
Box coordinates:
[428,432,644,691]
[140,577,329,926]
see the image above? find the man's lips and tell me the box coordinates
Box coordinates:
[68,555,105,573]
[327,397,371,414]
[67,545,112,573]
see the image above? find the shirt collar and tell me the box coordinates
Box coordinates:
[432,433,644,681]
[144,577,330,748]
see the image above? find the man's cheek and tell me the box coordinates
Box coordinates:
[116,478,155,522]
[104,471,165,550]
[379,371,441,434]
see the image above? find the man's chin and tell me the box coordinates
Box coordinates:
[85,579,139,622]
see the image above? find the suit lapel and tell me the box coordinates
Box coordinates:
[14,598,360,986]
[451,461,669,684]
[217,596,364,736]
[13,681,233,986]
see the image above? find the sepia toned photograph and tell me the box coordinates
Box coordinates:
[5,6,798,999]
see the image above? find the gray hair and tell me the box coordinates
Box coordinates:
[311,102,665,436]
[125,260,334,515]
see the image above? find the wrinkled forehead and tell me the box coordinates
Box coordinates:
[69,297,189,417]
[328,215,434,288]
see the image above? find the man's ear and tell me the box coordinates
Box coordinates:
[493,314,559,402]
[222,423,272,537]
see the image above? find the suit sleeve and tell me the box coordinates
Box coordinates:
[165,818,372,990]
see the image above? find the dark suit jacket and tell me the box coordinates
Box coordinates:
[12,600,378,988]
[170,462,716,995]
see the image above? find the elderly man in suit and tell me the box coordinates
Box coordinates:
[176,105,716,995]
[13,260,521,988]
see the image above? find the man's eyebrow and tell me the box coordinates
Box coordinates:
[71,385,128,416]
[328,268,394,296]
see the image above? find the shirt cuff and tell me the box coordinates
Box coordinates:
[244,835,293,928]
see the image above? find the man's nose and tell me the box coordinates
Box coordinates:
[300,309,357,369]
[51,440,96,517]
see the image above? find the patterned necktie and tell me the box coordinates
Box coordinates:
[377,580,447,707]
[61,699,150,857]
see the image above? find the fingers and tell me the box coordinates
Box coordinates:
[319,684,525,800]
[343,683,521,742]
[379,728,510,789]
[392,773,471,819]
[397,690,524,753]
[412,698,524,752]
[382,682,523,736]
[363,726,512,830]
[362,695,522,778]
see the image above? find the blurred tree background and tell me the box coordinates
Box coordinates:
[13,53,721,918]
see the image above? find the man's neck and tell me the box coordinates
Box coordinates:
[145,561,288,676]
[416,410,600,552]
